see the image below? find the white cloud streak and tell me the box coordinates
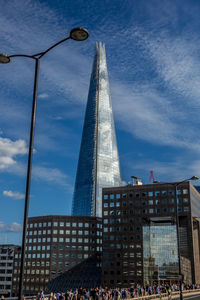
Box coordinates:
[3,190,25,200]
[32,166,73,191]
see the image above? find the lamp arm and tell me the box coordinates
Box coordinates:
[36,36,70,59]
[9,54,36,60]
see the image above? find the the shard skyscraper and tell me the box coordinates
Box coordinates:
[72,42,121,217]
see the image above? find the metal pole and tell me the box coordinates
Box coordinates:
[18,58,40,300]
[175,185,183,300]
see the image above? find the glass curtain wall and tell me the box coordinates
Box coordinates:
[143,223,179,285]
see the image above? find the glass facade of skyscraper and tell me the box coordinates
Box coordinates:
[72,43,121,217]
[143,223,179,284]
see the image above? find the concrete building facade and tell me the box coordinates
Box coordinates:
[0,244,20,297]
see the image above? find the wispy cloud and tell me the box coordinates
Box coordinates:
[125,157,200,184]
[5,222,22,233]
[3,190,25,200]
[32,166,73,191]
[0,222,5,230]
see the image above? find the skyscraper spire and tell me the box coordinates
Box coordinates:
[72,42,121,217]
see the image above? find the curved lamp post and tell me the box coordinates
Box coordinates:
[0,27,89,300]
[168,176,198,300]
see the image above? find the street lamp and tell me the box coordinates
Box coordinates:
[169,176,198,300]
[0,27,89,300]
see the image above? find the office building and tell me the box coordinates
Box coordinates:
[0,244,20,297]
[102,181,200,286]
[72,42,121,218]
[12,215,102,295]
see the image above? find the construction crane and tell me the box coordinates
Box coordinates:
[149,170,156,184]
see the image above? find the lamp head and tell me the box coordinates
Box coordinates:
[70,28,89,41]
[0,54,10,63]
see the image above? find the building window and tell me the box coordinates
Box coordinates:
[78,223,83,227]
[53,222,58,226]
[149,200,153,205]
[148,191,153,196]
[116,194,120,199]
[104,203,108,208]
[60,222,64,227]
[183,198,189,203]
[155,191,160,196]
[104,195,108,200]
[183,189,188,194]
[168,190,174,195]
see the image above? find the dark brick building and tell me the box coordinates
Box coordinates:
[12,215,102,295]
[102,181,200,287]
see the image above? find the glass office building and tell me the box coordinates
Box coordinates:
[143,222,179,284]
[72,42,121,217]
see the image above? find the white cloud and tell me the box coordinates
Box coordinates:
[5,222,22,233]
[0,222,5,230]
[3,190,24,200]
[0,137,28,170]
[38,93,49,99]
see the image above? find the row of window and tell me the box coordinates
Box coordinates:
[0,269,12,274]
[104,189,188,200]
[103,198,189,208]
[27,229,102,236]
[0,284,11,290]
[28,222,102,228]
[103,252,141,258]
[104,206,189,215]
[26,237,102,244]
[103,242,141,249]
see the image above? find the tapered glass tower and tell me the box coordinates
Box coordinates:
[72,42,121,217]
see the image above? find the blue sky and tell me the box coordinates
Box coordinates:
[1,0,200,244]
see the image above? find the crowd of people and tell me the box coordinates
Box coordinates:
[35,284,200,300]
